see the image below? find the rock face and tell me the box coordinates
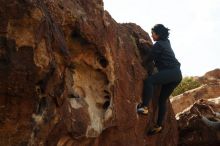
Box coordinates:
[197,68,220,84]
[0,0,178,146]
[171,69,220,114]
[177,98,220,146]
[171,69,220,145]
[171,84,220,114]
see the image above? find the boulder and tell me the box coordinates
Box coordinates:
[171,69,220,114]
[171,84,220,114]
[0,0,178,145]
[177,98,220,146]
[197,68,220,84]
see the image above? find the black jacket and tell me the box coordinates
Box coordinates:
[150,39,180,70]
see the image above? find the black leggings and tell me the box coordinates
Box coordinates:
[142,67,182,126]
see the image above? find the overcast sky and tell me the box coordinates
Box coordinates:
[103,0,220,76]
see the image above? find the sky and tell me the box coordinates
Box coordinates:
[103,0,220,76]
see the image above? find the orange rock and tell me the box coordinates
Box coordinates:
[0,0,178,146]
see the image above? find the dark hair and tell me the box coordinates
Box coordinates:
[151,24,170,40]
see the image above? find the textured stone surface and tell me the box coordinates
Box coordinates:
[177,98,220,146]
[197,68,220,84]
[171,69,220,114]
[171,84,220,114]
[171,69,220,146]
[0,0,178,146]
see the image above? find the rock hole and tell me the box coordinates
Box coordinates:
[103,101,110,110]
[36,96,47,114]
[68,62,75,70]
[71,30,89,44]
[68,94,80,98]
[97,54,108,68]
[103,90,110,95]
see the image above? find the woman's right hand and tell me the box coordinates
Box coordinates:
[139,38,152,47]
[139,38,147,44]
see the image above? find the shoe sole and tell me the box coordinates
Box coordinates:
[147,127,162,135]
[137,110,148,115]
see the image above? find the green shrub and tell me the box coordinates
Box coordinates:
[171,77,202,96]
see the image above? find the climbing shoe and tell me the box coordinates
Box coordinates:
[137,103,148,115]
[148,125,163,135]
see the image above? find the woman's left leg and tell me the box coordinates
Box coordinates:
[157,81,180,126]
[148,81,180,135]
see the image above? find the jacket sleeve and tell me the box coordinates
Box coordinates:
[150,42,163,61]
[139,41,162,61]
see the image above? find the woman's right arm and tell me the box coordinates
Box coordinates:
[151,42,163,60]
[139,39,162,61]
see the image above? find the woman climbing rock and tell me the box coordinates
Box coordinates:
[137,24,182,135]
